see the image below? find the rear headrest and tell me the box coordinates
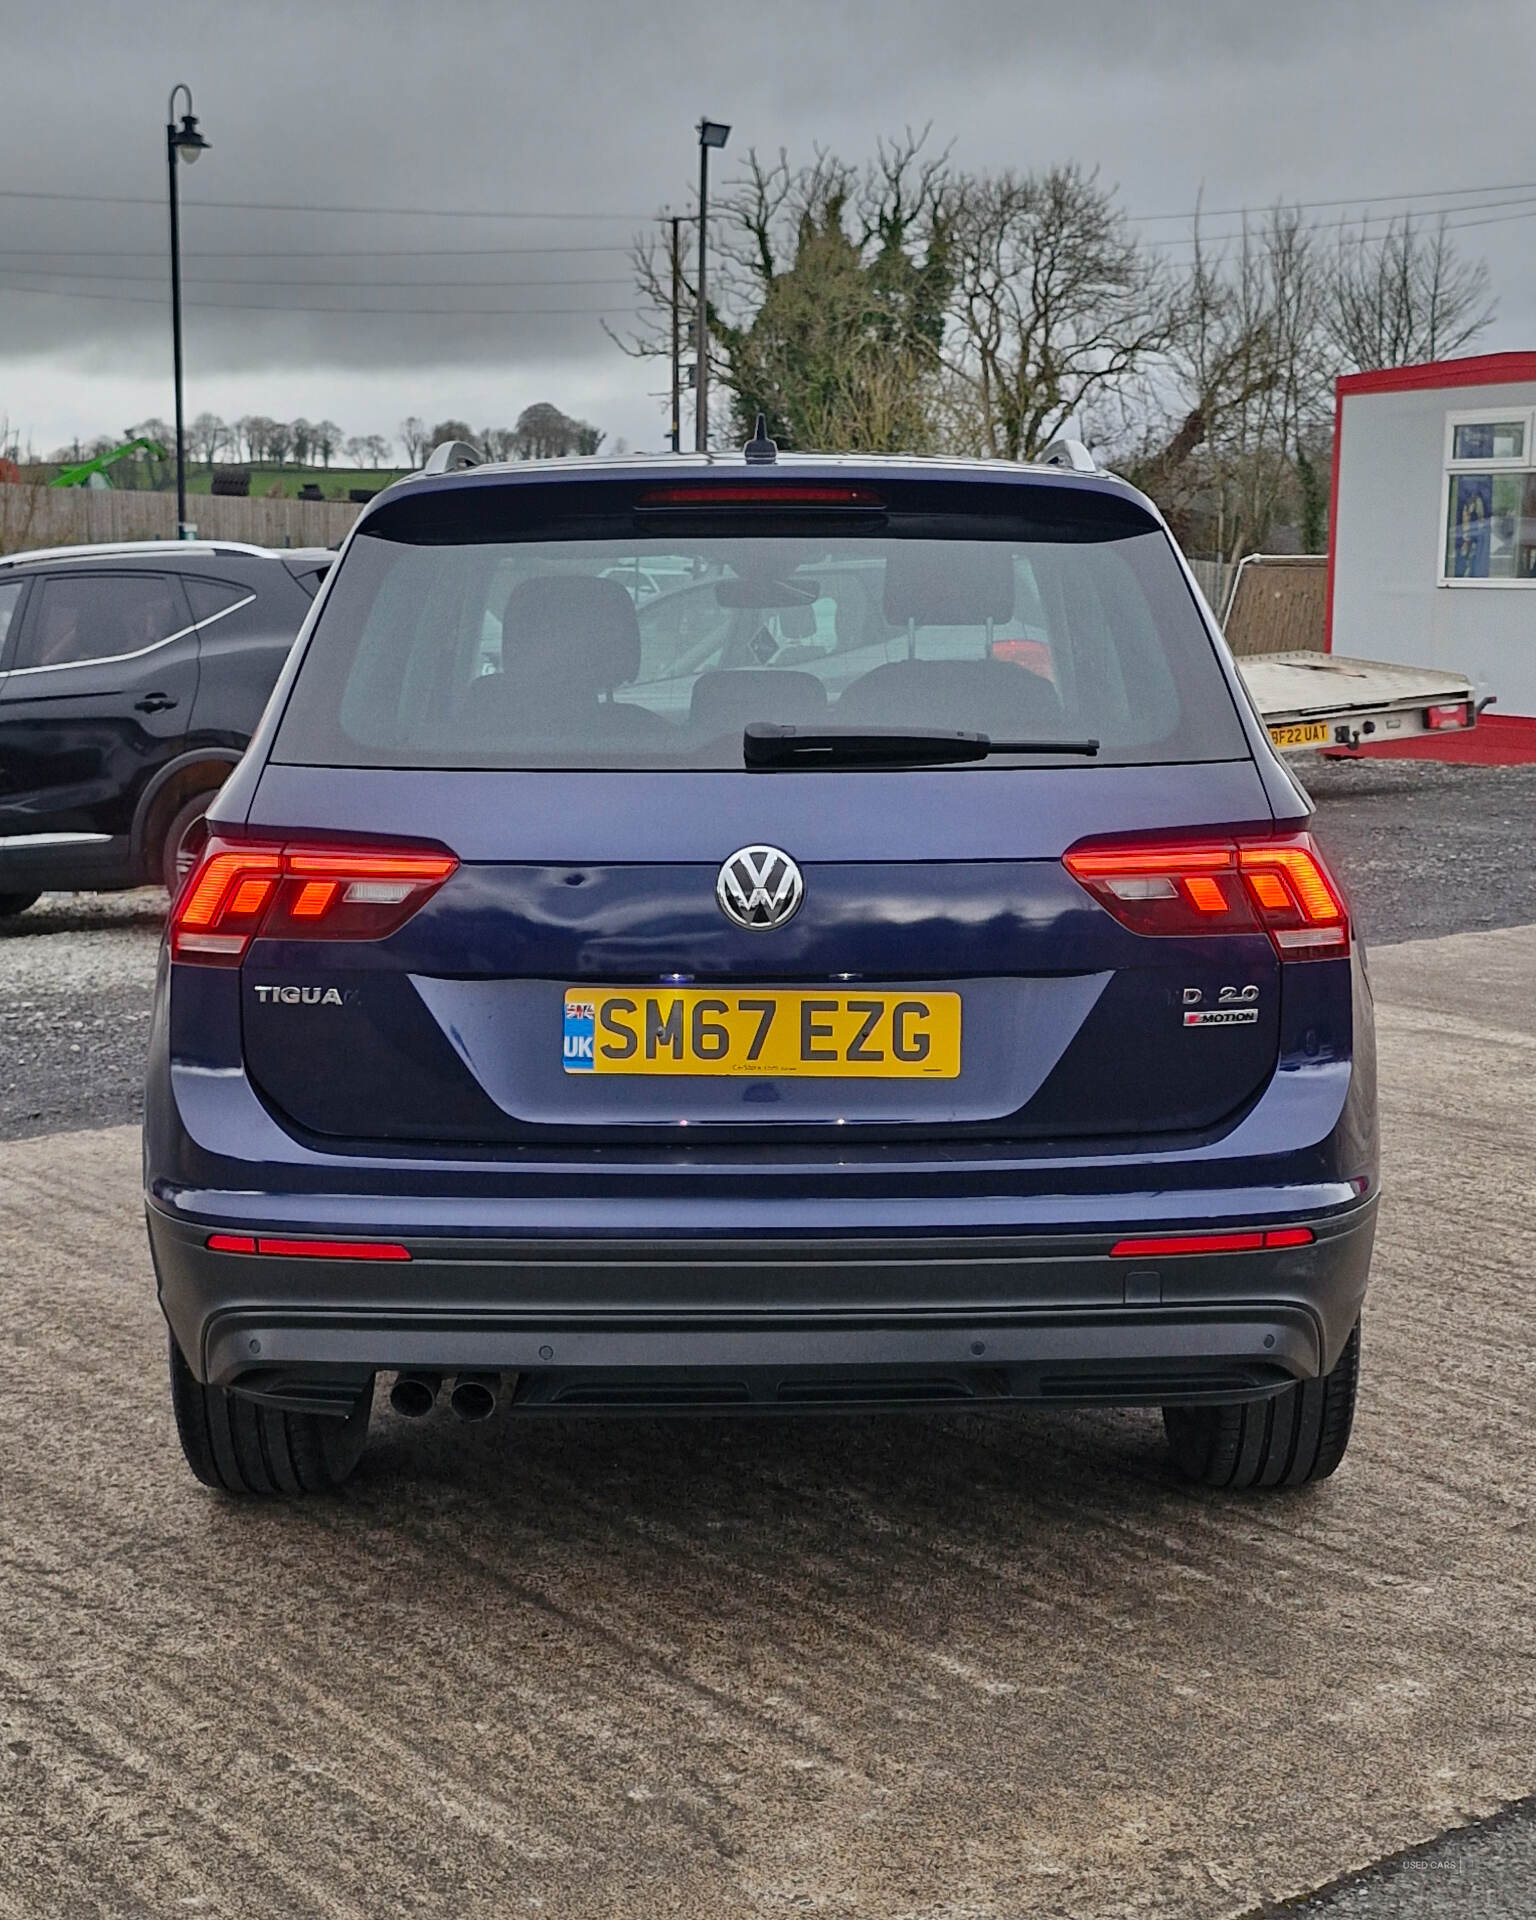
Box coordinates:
[883,542,1015,628]
[689,668,828,739]
[836,657,1062,734]
[499,575,641,692]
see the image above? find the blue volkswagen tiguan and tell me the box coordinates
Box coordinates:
[144,441,1376,1497]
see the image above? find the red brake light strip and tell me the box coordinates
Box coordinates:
[636,484,885,508]
[207,1233,411,1261]
[1110,1228,1316,1257]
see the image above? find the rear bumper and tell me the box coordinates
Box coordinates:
[148,1197,1376,1412]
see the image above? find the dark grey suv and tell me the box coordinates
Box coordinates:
[0,539,329,917]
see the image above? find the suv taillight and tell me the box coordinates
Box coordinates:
[171,837,458,965]
[1063,833,1348,960]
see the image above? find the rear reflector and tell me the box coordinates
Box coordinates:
[1063,833,1348,960]
[206,1233,411,1261]
[1425,701,1472,731]
[172,837,458,965]
[1110,1228,1316,1257]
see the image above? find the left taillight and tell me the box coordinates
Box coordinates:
[1063,833,1348,960]
[171,837,459,965]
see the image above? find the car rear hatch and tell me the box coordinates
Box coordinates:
[178,466,1308,1149]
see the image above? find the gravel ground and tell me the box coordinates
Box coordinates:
[3,790,1536,1911]
[1300,756,1536,945]
[1274,1800,1536,1918]
[3,758,1535,1144]
[0,890,162,1142]
[3,927,1536,1917]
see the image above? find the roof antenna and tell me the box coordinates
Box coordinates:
[743,413,778,465]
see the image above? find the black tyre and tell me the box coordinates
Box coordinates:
[168,1334,372,1496]
[1164,1320,1360,1490]
[161,791,217,897]
[0,892,40,920]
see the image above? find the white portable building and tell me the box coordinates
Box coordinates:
[1328,352,1536,717]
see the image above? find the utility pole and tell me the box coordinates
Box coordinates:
[694,119,730,453]
[669,215,682,455]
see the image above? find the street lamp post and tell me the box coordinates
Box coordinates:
[166,84,210,539]
[694,118,730,454]
[669,214,683,454]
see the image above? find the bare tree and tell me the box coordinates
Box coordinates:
[940,165,1173,461]
[511,404,602,458]
[398,416,430,466]
[188,412,228,468]
[617,131,952,451]
[1119,206,1333,561]
[127,417,174,456]
[1328,213,1494,370]
[311,420,343,468]
[479,424,518,461]
[428,419,476,452]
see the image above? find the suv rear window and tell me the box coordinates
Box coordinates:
[273,490,1246,770]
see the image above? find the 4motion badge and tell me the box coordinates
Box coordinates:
[1182,984,1259,1027]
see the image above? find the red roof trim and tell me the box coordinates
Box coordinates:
[1325,380,1344,653]
[1337,352,1536,397]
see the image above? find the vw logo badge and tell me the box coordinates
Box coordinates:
[716,845,804,932]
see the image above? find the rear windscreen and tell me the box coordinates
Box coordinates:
[272,504,1247,770]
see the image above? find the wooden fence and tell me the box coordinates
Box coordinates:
[0,483,361,555]
[1221,554,1328,656]
[1,490,1334,660]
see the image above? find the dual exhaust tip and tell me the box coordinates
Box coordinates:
[389,1370,503,1422]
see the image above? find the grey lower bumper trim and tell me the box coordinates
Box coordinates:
[204,1305,1322,1403]
[149,1197,1376,1408]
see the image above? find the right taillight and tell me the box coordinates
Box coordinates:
[171,837,458,965]
[1063,833,1348,960]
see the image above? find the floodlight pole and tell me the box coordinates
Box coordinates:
[669,215,682,454]
[694,118,730,453]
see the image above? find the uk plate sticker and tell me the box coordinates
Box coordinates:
[563,996,596,1070]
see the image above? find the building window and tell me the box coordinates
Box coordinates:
[1443,407,1536,582]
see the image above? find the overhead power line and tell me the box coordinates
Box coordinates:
[7,174,1536,228]
[1127,176,1536,223]
[1140,193,1536,252]
[0,242,637,259]
[0,281,645,317]
[0,186,656,220]
[0,266,637,289]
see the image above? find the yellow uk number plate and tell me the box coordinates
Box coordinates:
[562,987,961,1077]
[1268,721,1331,749]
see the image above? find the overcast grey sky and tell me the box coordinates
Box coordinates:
[4,0,1535,457]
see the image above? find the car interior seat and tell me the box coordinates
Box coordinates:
[836,543,1065,734]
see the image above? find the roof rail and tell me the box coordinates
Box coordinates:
[0,537,278,569]
[422,439,483,475]
[1038,437,1097,474]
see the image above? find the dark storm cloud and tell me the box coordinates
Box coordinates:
[1,0,1533,405]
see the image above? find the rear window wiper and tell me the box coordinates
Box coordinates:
[743,722,1100,769]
